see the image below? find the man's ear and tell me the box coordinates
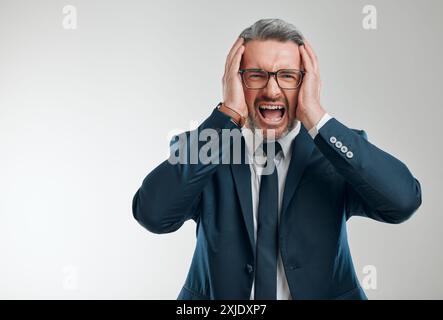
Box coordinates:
[239,43,247,69]
[298,49,305,72]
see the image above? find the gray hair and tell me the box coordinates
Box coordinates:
[239,18,304,46]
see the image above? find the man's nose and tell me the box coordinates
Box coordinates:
[262,74,282,96]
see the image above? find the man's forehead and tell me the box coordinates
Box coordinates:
[241,39,301,70]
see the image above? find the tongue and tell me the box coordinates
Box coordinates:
[262,109,283,120]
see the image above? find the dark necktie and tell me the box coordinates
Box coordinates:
[254,141,282,300]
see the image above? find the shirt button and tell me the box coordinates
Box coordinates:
[346,151,354,159]
[329,136,337,144]
[335,141,343,148]
[245,264,254,274]
[341,146,348,153]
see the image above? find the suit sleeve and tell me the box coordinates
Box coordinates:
[132,107,239,234]
[313,118,422,224]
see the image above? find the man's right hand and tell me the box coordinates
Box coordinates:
[221,37,248,119]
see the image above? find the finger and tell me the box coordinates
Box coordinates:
[225,37,244,75]
[303,40,319,73]
[226,37,244,69]
[299,45,314,73]
[227,44,245,76]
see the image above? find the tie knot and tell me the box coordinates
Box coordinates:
[262,141,282,159]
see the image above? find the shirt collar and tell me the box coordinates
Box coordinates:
[241,120,301,159]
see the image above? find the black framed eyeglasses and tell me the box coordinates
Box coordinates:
[239,68,305,90]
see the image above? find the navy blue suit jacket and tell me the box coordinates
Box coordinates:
[132,107,422,300]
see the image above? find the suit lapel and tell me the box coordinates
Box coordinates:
[230,136,255,255]
[280,125,315,220]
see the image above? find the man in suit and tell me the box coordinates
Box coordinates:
[132,18,422,300]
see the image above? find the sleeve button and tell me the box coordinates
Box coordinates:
[329,136,337,144]
[346,151,354,159]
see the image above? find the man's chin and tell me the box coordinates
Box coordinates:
[249,122,288,141]
[245,115,298,140]
[246,116,297,141]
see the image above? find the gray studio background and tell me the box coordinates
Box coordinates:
[0,0,441,299]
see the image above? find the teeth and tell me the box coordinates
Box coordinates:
[259,105,285,110]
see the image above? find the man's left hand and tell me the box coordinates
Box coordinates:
[297,40,326,131]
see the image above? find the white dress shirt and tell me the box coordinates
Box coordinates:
[242,113,332,300]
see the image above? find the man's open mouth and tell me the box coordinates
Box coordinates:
[258,104,286,123]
